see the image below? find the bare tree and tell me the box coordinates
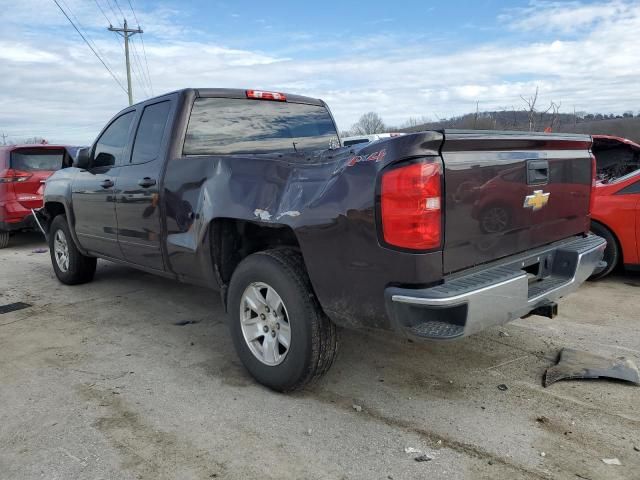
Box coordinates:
[545,101,561,131]
[349,112,386,135]
[520,86,539,131]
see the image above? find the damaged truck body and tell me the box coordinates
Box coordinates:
[40,88,606,391]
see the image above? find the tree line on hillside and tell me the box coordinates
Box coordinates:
[344,88,640,143]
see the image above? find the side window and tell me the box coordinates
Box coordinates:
[130,101,172,164]
[93,111,135,168]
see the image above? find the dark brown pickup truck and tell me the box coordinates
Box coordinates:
[40,88,606,391]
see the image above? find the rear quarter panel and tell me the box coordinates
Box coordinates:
[162,132,445,330]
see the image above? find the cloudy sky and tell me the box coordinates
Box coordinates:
[1,0,639,144]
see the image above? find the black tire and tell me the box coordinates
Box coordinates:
[227,248,338,392]
[0,231,9,249]
[49,215,97,285]
[589,222,619,280]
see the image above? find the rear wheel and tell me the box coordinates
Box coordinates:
[49,215,97,285]
[0,231,9,249]
[589,222,619,280]
[227,249,338,391]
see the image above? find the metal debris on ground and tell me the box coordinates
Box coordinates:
[602,458,622,466]
[544,348,640,387]
[0,302,32,314]
[497,384,508,391]
[173,319,202,326]
[352,404,362,412]
[498,330,510,337]
[414,454,432,462]
[31,248,48,253]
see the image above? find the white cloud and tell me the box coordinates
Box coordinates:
[501,0,631,34]
[0,0,639,144]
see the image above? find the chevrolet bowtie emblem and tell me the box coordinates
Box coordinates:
[523,190,550,211]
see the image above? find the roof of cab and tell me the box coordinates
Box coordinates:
[0,144,71,152]
[131,88,325,107]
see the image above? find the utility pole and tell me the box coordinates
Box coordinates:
[108,19,142,105]
[1,133,7,145]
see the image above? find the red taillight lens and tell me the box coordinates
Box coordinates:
[246,89,287,102]
[381,160,442,250]
[0,169,32,183]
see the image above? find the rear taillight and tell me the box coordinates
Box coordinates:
[246,90,287,102]
[381,160,442,250]
[0,169,32,183]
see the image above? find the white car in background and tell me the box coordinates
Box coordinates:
[342,132,404,147]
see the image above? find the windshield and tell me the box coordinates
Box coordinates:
[10,149,65,171]
[183,97,339,156]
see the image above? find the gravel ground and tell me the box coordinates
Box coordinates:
[1,232,639,480]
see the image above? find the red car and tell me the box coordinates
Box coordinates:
[0,144,75,248]
[590,135,640,279]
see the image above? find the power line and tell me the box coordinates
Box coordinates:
[126,0,140,24]
[126,0,154,95]
[112,0,127,20]
[59,0,124,86]
[93,0,112,24]
[51,0,128,95]
[129,37,151,97]
[105,0,121,24]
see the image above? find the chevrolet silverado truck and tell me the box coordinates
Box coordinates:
[40,88,606,391]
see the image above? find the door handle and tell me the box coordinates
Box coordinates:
[100,179,114,189]
[137,177,156,188]
[526,159,549,185]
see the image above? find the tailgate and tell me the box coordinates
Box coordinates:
[10,147,66,209]
[441,130,593,274]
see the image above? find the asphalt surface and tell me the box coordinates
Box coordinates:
[1,232,639,480]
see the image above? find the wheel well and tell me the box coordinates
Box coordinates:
[591,219,622,264]
[43,202,66,232]
[44,202,66,219]
[210,218,301,287]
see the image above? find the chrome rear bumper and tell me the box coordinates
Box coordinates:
[385,234,606,340]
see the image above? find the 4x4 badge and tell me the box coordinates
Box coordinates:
[523,190,550,211]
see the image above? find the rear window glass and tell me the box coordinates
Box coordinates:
[183,97,339,156]
[10,149,65,171]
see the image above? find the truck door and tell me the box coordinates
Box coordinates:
[71,110,135,258]
[114,99,172,270]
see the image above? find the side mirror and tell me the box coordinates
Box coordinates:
[74,147,91,169]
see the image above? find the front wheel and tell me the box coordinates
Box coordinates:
[49,215,97,285]
[227,249,338,392]
[0,231,9,249]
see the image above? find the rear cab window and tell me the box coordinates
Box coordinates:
[10,148,68,171]
[130,101,172,164]
[183,97,339,157]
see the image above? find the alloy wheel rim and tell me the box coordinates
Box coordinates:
[240,281,291,366]
[54,229,70,272]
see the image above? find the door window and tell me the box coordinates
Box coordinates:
[130,101,172,164]
[92,111,135,168]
